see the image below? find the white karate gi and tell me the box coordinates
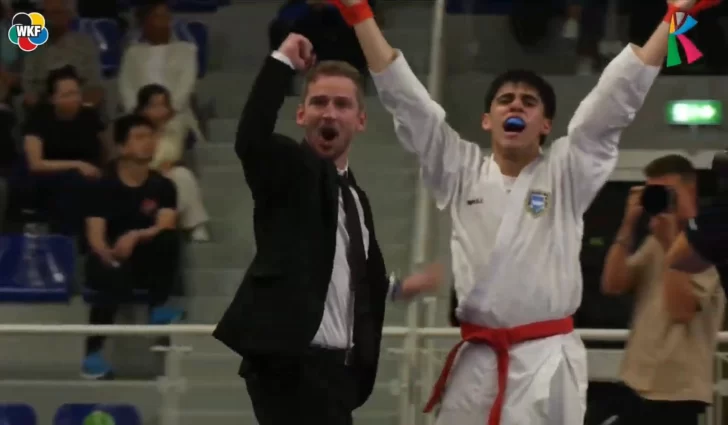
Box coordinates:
[370,46,660,425]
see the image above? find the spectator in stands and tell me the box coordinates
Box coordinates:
[268,0,308,52]
[565,0,611,75]
[135,84,210,241]
[82,114,183,380]
[601,155,724,425]
[22,65,106,234]
[119,0,204,146]
[76,0,128,36]
[22,0,104,108]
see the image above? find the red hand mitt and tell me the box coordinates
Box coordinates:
[664,0,722,23]
[328,0,374,26]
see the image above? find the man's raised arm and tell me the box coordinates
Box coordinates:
[561,0,715,215]
[331,0,480,209]
[235,34,313,199]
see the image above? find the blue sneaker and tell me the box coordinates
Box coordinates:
[149,306,184,325]
[81,352,113,380]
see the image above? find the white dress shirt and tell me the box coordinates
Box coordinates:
[270,51,370,349]
[311,167,370,349]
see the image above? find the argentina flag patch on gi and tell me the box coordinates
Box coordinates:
[525,190,550,217]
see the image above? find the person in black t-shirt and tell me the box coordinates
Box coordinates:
[21,66,107,233]
[82,114,183,380]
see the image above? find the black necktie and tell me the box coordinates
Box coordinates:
[338,173,369,362]
[339,173,367,286]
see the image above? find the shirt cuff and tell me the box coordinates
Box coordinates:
[271,51,295,70]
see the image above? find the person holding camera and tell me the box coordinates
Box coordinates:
[601,154,724,425]
[668,149,728,281]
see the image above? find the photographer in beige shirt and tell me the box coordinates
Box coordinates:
[601,155,724,425]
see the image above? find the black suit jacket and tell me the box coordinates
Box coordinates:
[212,56,390,407]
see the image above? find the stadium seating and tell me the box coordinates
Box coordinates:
[53,404,141,425]
[128,20,210,79]
[81,288,150,304]
[0,234,74,303]
[173,20,210,78]
[74,19,123,78]
[0,404,36,425]
[169,0,219,13]
[128,0,227,10]
[445,0,513,15]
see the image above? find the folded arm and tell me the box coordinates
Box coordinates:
[85,180,113,257]
[235,54,299,199]
[355,19,481,209]
[559,22,668,216]
[137,179,178,241]
[23,135,81,173]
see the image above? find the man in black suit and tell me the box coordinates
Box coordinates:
[212,33,389,425]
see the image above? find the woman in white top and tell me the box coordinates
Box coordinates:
[135,84,209,241]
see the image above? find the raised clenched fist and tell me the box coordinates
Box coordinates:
[277,33,315,71]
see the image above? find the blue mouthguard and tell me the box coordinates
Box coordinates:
[504,117,526,132]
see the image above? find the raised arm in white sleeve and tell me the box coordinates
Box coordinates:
[370,55,481,209]
[558,11,675,216]
[348,17,480,209]
[557,45,661,216]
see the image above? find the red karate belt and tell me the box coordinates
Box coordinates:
[423,317,575,425]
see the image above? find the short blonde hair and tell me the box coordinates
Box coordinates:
[301,61,365,108]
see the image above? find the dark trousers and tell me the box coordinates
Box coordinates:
[84,229,180,354]
[242,347,357,425]
[617,385,707,425]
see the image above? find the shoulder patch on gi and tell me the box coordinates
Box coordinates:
[525,190,550,217]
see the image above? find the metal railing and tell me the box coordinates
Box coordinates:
[0,324,727,425]
[402,0,448,422]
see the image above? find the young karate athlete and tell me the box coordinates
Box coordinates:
[327,0,719,423]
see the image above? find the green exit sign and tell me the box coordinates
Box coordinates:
[666,100,722,126]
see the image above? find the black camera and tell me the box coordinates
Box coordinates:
[640,185,677,216]
[684,149,728,266]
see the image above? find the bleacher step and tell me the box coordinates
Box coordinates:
[178,379,400,413]
[208,79,429,119]
[202,184,418,223]
[195,140,420,169]
[0,380,161,425]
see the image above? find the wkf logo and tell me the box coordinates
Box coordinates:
[8,12,49,52]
